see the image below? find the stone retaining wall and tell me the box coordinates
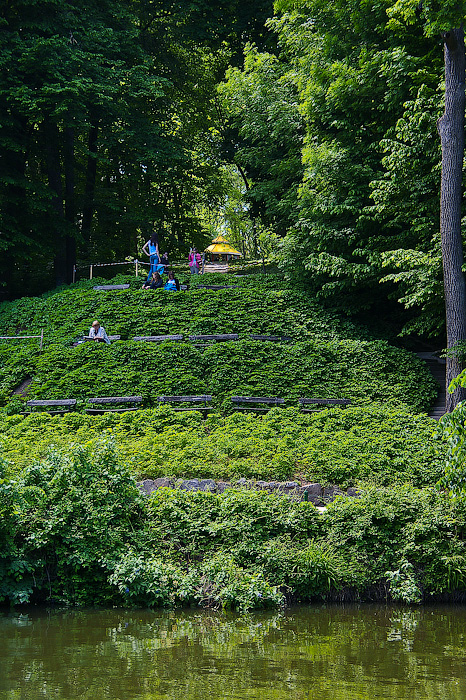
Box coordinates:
[137,477,360,507]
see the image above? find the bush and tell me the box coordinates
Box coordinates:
[15,437,145,605]
[0,405,443,486]
[2,442,466,608]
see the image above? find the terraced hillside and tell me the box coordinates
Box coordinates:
[0,272,441,486]
[1,273,458,610]
[0,273,437,414]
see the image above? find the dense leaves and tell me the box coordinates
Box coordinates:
[0,405,443,486]
[1,440,465,609]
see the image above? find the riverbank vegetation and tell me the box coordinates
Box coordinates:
[1,438,464,610]
[2,0,466,610]
[0,274,458,610]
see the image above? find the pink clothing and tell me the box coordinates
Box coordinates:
[189,252,202,267]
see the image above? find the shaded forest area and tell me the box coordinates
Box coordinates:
[0,0,274,295]
[2,0,466,347]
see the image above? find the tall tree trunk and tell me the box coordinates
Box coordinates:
[438,27,466,411]
[64,123,76,283]
[81,122,99,258]
[44,119,66,287]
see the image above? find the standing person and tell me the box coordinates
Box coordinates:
[189,247,202,274]
[142,233,161,283]
[88,320,111,344]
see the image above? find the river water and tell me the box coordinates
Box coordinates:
[1,605,465,699]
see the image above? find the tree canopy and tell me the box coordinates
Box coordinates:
[3,0,466,366]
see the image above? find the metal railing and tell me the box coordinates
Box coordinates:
[73,260,151,282]
[0,328,44,350]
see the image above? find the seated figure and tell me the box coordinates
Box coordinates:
[143,271,164,290]
[164,271,180,291]
[88,320,111,344]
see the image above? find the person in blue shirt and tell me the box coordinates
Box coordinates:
[142,233,164,283]
[164,271,180,291]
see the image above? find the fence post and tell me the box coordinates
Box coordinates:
[40,328,43,351]
[90,264,93,280]
[201,253,205,274]
[72,265,76,283]
[135,259,139,277]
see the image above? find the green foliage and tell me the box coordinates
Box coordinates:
[109,552,187,608]
[0,455,33,604]
[2,441,466,608]
[16,437,145,605]
[435,402,466,496]
[219,45,304,236]
[0,275,436,419]
[0,0,274,296]
[200,553,284,611]
[0,273,452,609]
[386,560,422,604]
[9,338,433,414]
[0,405,442,487]
[220,0,449,336]
[0,273,364,344]
[323,484,466,598]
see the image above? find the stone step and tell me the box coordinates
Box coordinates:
[415,351,446,419]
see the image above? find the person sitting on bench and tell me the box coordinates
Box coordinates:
[164,270,180,291]
[142,271,164,290]
[89,320,111,344]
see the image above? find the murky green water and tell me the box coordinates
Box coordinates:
[1,605,466,699]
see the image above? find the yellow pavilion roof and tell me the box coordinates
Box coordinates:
[205,242,242,256]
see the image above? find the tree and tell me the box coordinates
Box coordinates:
[0,0,276,297]
[387,2,466,408]
[264,0,438,320]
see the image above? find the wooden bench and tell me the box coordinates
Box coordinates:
[194,285,240,290]
[299,398,351,413]
[25,399,77,415]
[133,334,184,342]
[189,334,239,346]
[93,284,130,291]
[231,396,285,412]
[157,395,212,415]
[248,335,292,342]
[78,335,121,344]
[85,396,143,414]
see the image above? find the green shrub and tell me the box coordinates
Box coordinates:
[109,552,186,608]
[200,552,284,611]
[16,437,145,605]
[2,441,466,608]
[0,405,443,486]
[323,484,466,597]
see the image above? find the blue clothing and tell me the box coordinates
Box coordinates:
[146,253,163,283]
[148,242,158,256]
[164,279,178,292]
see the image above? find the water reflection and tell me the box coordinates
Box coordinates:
[1,605,465,699]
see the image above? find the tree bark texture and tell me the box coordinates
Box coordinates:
[43,119,67,287]
[81,123,99,258]
[438,27,466,411]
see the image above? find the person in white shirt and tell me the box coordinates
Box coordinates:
[89,321,111,344]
